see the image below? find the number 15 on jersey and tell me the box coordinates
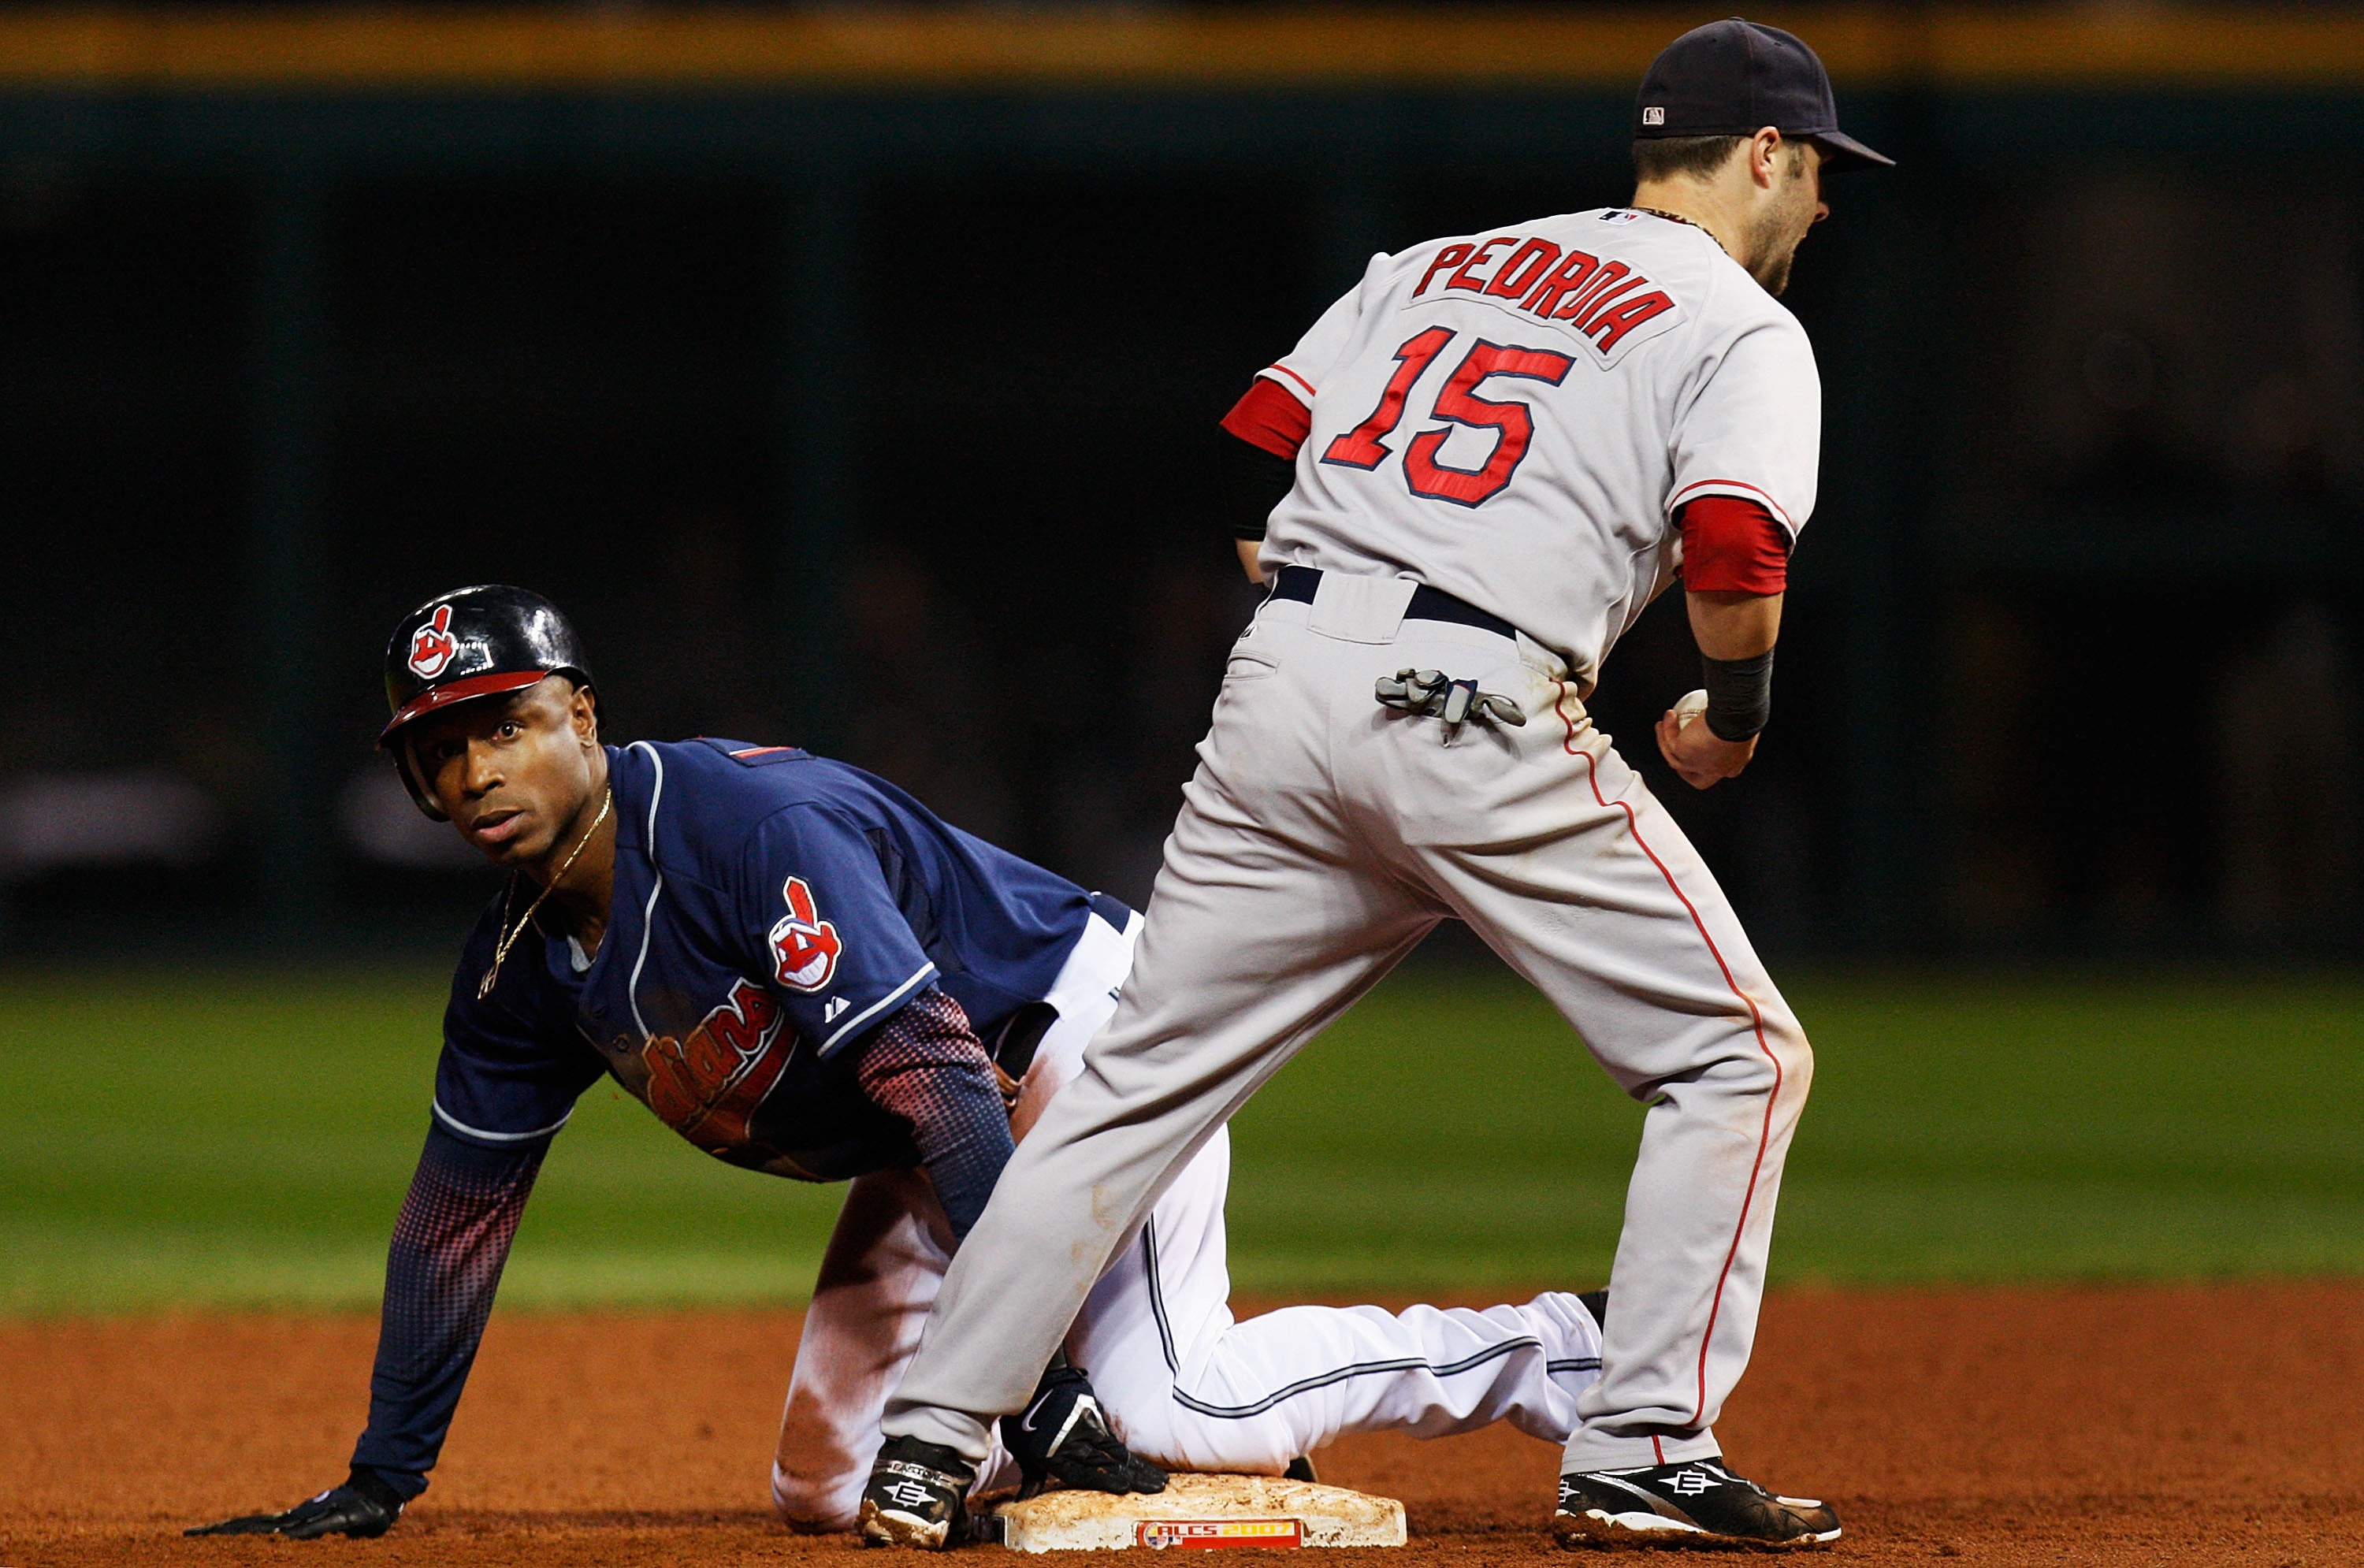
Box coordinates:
[1320,328,1576,509]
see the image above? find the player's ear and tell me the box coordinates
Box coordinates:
[571,682,600,747]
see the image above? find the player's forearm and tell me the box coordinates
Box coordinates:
[853,987,1016,1243]
[348,1124,545,1497]
[1686,589,1782,660]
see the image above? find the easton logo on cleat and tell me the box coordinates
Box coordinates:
[768,876,842,992]
[879,1481,939,1510]
[407,604,458,679]
[1662,1469,1719,1496]
[879,1459,960,1485]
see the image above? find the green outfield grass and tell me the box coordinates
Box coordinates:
[4,964,2362,1311]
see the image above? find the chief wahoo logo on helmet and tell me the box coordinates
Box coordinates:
[407,604,458,679]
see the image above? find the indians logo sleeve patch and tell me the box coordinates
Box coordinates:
[769,875,843,992]
[407,604,458,678]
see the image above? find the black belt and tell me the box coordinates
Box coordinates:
[1267,565,1518,641]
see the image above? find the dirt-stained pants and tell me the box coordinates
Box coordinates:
[771,904,1602,1529]
[880,578,1813,1477]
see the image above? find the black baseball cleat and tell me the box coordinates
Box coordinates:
[999,1358,1168,1499]
[186,1469,407,1539]
[859,1435,976,1550]
[1552,1458,1839,1551]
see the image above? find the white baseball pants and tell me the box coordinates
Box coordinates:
[881,577,1814,1476]
[770,905,1602,1530]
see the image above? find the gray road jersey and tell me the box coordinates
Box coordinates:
[1252,208,1820,690]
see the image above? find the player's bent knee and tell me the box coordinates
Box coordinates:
[771,1461,861,1534]
[1783,1031,1815,1100]
[1117,1402,1299,1479]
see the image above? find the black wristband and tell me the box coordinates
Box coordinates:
[1701,647,1775,741]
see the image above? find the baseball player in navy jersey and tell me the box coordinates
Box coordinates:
[869,20,1889,1552]
[191,584,1613,1547]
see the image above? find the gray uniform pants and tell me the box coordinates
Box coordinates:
[883,576,1814,1475]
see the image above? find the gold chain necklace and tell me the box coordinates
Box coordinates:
[478,789,613,1000]
[1633,207,1731,258]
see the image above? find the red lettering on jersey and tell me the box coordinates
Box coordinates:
[641,979,790,1154]
[1414,243,1474,297]
[1445,236,1516,292]
[1555,260,1632,320]
[1571,277,1650,336]
[769,876,842,993]
[1484,239,1563,300]
[1321,325,1456,469]
[1585,289,1676,351]
[1401,340,1576,507]
[1521,249,1600,318]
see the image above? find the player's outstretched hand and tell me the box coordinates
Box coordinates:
[187,1470,406,1539]
[1656,694,1756,791]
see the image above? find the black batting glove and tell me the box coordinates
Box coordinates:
[999,1354,1167,1499]
[187,1467,407,1539]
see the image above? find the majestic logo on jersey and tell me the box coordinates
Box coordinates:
[1410,232,1679,360]
[769,876,843,993]
[641,978,790,1154]
[407,604,459,679]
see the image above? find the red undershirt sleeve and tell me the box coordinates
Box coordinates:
[1678,496,1791,595]
[1219,376,1312,461]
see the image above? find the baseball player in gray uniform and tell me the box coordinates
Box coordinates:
[863,20,1890,1552]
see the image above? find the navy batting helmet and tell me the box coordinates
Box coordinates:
[380,585,596,819]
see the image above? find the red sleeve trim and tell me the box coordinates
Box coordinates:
[1668,477,1793,529]
[1220,376,1312,461]
[1265,364,1318,400]
[1679,496,1790,595]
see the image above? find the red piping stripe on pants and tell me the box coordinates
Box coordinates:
[1556,683,1784,1432]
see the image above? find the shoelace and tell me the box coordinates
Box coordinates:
[1374,667,1528,745]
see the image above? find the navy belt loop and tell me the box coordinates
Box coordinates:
[1267,565,1518,641]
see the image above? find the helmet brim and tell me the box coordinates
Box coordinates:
[377,669,553,745]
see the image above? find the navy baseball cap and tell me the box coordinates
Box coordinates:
[1635,18,1893,171]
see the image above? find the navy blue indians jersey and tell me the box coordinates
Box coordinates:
[348,739,1107,1499]
[434,738,1095,1180]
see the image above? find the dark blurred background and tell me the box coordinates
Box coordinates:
[6,2,2362,962]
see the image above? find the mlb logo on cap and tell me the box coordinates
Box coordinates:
[1642,107,1666,126]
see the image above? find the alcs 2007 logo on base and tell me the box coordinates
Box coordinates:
[1136,1520,1303,1551]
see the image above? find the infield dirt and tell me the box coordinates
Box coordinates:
[5,1282,2361,1566]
